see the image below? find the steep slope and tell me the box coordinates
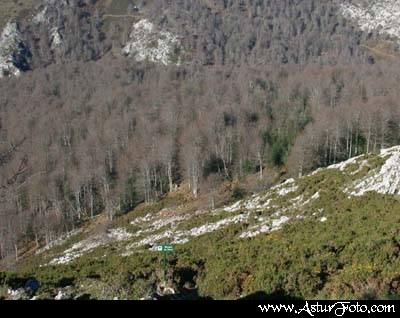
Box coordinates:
[1,0,395,79]
[2,146,400,300]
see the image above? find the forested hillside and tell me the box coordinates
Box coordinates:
[1,0,400,263]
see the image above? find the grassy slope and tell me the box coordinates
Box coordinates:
[1,152,400,300]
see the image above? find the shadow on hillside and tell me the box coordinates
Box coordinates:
[239,290,304,301]
[157,289,303,300]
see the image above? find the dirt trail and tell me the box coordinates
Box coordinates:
[361,45,399,60]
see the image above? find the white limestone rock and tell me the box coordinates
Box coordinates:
[123,19,182,65]
[350,146,400,196]
[0,22,28,78]
[340,0,400,41]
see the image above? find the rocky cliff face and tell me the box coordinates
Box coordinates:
[0,22,31,78]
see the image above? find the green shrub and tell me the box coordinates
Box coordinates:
[232,186,247,200]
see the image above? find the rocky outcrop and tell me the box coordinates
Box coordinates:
[0,22,31,78]
[349,146,400,196]
[339,0,400,42]
[122,19,182,66]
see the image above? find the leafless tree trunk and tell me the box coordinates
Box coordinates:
[14,243,18,262]
[167,162,174,192]
[258,151,263,180]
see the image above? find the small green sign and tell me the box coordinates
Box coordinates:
[157,244,174,252]
[157,244,174,283]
